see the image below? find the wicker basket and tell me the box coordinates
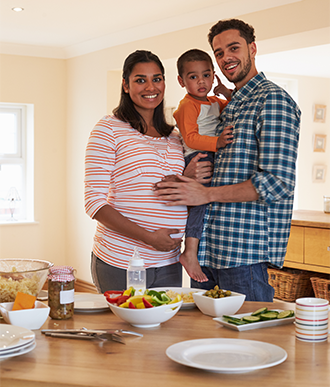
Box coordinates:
[268,267,314,302]
[310,277,330,301]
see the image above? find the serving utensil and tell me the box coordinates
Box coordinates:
[41,328,143,344]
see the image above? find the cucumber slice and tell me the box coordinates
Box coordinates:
[226,318,248,325]
[223,315,242,322]
[251,307,268,316]
[242,315,261,323]
[277,310,293,319]
[260,312,279,320]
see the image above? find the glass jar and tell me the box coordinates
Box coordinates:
[48,266,75,319]
[323,196,330,213]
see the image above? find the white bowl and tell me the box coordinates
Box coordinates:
[193,291,246,317]
[0,301,50,330]
[107,300,183,328]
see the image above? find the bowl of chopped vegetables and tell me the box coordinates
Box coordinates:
[193,286,246,317]
[0,300,50,330]
[0,259,53,303]
[104,288,183,328]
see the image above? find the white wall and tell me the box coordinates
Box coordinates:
[1,0,329,285]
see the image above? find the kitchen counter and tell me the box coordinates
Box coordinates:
[291,210,330,229]
[1,300,329,387]
[284,210,330,274]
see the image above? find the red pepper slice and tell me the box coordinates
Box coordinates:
[128,302,136,309]
[104,290,124,304]
[116,295,130,306]
[142,297,154,308]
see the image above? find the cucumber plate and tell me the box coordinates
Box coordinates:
[214,309,295,331]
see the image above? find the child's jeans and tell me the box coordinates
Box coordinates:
[184,151,214,240]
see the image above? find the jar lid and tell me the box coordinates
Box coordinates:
[48,266,75,282]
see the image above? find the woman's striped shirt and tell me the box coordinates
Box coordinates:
[85,115,187,269]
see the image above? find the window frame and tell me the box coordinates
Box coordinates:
[0,103,34,223]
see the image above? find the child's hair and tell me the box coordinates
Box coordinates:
[177,49,214,78]
[208,19,255,48]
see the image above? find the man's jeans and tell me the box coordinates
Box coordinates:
[191,262,275,302]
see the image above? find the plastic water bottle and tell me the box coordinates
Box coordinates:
[127,247,146,295]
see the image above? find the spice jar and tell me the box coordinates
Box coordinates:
[323,196,330,213]
[48,266,75,319]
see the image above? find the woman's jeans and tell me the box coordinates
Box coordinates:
[91,252,182,293]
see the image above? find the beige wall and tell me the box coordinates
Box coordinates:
[0,55,67,265]
[0,0,329,284]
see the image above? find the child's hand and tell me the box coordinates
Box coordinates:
[216,125,234,149]
[213,74,232,100]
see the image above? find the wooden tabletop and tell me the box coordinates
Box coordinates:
[1,300,329,387]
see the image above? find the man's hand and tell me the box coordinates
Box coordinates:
[154,175,210,207]
[183,153,213,183]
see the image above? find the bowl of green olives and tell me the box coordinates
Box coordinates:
[193,286,246,317]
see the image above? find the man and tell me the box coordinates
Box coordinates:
[155,19,301,301]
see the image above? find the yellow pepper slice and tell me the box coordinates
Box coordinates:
[126,294,152,306]
[168,294,182,304]
[123,287,133,296]
[136,302,145,309]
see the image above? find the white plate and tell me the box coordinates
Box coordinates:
[149,287,201,309]
[0,339,34,355]
[0,340,36,360]
[166,338,287,373]
[214,309,295,331]
[74,293,109,312]
[0,324,35,352]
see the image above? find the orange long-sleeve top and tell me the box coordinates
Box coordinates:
[173,94,228,156]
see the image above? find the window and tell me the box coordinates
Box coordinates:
[0,103,34,222]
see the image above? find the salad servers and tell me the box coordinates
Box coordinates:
[41,328,143,344]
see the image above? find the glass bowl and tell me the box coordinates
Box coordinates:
[0,259,53,303]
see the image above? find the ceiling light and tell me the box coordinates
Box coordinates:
[12,7,24,12]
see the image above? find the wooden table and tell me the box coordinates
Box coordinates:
[1,300,329,387]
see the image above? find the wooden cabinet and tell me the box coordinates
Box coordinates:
[284,210,330,274]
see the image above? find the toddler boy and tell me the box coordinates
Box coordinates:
[174,49,233,282]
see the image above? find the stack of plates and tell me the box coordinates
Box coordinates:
[0,324,36,360]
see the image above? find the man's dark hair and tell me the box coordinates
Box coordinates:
[177,49,214,78]
[208,19,256,48]
[113,50,173,136]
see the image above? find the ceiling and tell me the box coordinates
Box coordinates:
[0,0,329,78]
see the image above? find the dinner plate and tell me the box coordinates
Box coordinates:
[74,293,109,312]
[0,324,35,352]
[149,287,201,309]
[166,338,287,373]
[213,309,295,331]
[0,340,36,360]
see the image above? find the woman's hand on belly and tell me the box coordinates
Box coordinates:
[147,228,183,252]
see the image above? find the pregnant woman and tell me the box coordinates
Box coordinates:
[85,50,187,292]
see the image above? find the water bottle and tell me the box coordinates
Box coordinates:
[127,247,146,295]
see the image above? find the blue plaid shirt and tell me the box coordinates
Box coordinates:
[198,72,301,269]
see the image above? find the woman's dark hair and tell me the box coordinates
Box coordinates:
[208,19,256,48]
[177,49,214,77]
[113,50,174,136]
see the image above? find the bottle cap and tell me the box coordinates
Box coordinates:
[129,247,144,267]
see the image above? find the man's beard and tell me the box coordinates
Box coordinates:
[225,53,252,84]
